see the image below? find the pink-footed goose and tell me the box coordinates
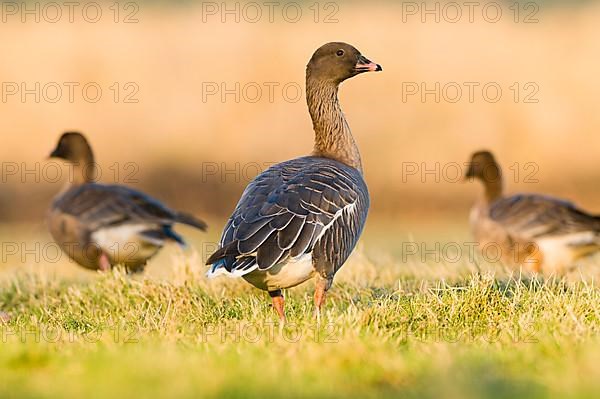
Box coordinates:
[206,42,381,321]
[47,132,207,273]
[466,150,600,275]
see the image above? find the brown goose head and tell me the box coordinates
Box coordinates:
[465,150,501,182]
[465,150,503,202]
[306,42,382,84]
[49,132,96,184]
[49,132,94,164]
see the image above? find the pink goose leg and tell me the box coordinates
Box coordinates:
[98,253,112,272]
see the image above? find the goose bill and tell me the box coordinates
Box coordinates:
[355,56,382,73]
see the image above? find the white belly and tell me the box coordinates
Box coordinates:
[91,224,161,264]
[536,232,598,274]
[243,254,316,292]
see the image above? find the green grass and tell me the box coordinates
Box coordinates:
[1,247,600,398]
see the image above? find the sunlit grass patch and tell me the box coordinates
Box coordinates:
[1,251,599,398]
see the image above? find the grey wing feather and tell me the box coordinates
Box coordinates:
[490,194,600,240]
[207,157,369,276]
[54,184,206,232]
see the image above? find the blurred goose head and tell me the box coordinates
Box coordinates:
[306,42,382,84]
[49,132,94,164]
[49,132,96,184]
[465,150,503,202]
[465,150,501,182]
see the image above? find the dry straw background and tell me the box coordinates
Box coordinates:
[1,0,599,231]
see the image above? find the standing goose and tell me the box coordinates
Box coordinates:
[47,132,207,273]
[466,150,600,274]
[206,42,381,321]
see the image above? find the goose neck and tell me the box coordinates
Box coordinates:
[69,153,96,185]
[482,174,503,204]
[306,77,363,173]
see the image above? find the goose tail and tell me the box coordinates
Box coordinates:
[206,260,230,278]
[175,212,208,231]
[139,226,188,249]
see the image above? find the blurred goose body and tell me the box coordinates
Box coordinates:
[206,42,381,321]
[466,150,600,274]
[47,132,207,273]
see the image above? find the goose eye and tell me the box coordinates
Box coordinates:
[336,49,344,57]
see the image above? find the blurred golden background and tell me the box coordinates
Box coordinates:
[1,0,599,244]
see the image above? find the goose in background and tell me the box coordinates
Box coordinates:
[206,42,381,322]
[466,150,600,275]
[47,132,207,273]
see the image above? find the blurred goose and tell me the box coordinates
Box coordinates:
[206,42,381,322]
[47,132,207,273]
[466,150,600,274]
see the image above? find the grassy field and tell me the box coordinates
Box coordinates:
[1,235,600,399]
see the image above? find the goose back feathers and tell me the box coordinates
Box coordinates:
[490,194,600,239]
[206,156,369,290]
